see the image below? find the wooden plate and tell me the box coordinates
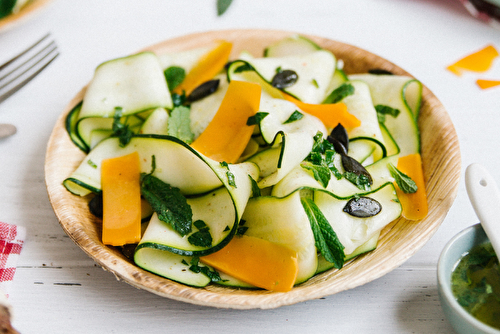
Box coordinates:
[0,0,54,32]
[45,29,461,309]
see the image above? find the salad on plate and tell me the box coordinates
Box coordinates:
[62,35,428,292]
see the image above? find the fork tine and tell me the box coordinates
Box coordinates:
[0,41,58,87]
[0,33,50,71]
[0,52,59,104]
[0,33,58,104]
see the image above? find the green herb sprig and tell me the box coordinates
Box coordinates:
[302,132,342,187]
[140,157,193,236]
[283,110,304,124]
[186,257,222,282]
[111,107,134,147]
[217,0,233,16]
[220,161,237,187]
[375,105,400,123]
[164,66,186,91]
[388,163,418,193]
[187,220,213,247]
[323,83,355,104]
[247,112,269,126]
[168,106,194,143]
[301,197,345,269]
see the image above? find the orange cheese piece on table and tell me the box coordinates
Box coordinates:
[201,235,299,292]
[395,153,428,220]
[190,80,261,163]
[446,44,499,76]
[476,79,500,89]
[173,41,232,96]
[101,151,142,246]
[282,93,361,129]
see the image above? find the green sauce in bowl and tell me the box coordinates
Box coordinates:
[451,242,500,330]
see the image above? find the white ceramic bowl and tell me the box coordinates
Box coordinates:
[437,223,500,334]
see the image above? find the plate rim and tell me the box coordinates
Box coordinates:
[0,0,54,33]
[45,28,461,309]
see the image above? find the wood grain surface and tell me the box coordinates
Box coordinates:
[44,29,461,309]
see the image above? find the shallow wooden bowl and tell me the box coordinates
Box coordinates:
[45,29,461,309]
[0,0,54,32]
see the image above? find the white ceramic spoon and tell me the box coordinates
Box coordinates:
[465,163,500,257]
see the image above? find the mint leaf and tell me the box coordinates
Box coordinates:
[164,66,185,91]
[344,171,372,191]
[140,172,192,236]
[171,92,186,107]
[217,0,233,16]
[388,163,418,193]
[375,105,400,123]
[220,161,237,187]
[247,112,269,126]
[283,110,304,124]
[188,220,213,247]
[168,106,194,143]
[323,83,355,104]
[325,150,342,179]
[189,257,222,282]
[302,133,342,186]
[306,132,334,160]
[0,0,15,19]
[301,197,344,269]
[249,175,261,198]
[111,107,134,147]
[236,220,248,236]
[301,162,331,188]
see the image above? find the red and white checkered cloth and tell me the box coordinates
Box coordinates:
[0,222,25,297]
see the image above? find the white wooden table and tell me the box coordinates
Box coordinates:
[1,1,499,333]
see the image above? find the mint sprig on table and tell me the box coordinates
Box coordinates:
[217,0,233,16]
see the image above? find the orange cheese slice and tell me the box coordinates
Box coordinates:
[447,44,499,76]
[201,235,298,292]
[191,80,261,163]
[101,151,142,246]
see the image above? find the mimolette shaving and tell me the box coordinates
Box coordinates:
[476,79,500,89]
[447,44,500,89]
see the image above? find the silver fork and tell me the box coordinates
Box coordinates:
[0,33,59,104]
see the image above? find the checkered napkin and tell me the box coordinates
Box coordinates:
[0,222,25,297]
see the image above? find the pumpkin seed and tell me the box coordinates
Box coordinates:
[271,69,298,89]
[341,154,373,185]
[343,196,382,217]
[328,123,349,154]
[187,79,220,102]
[88,193,103,218]
[368,68,393,75]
